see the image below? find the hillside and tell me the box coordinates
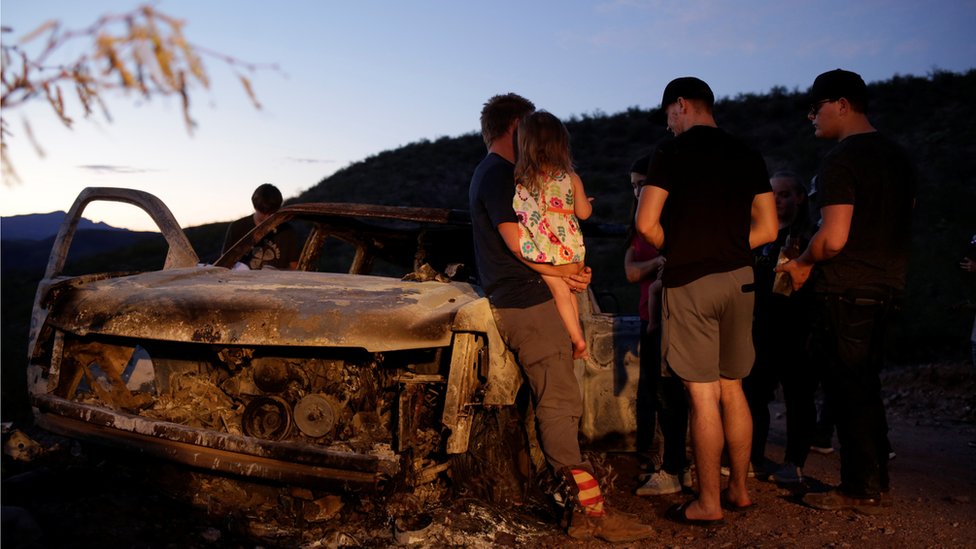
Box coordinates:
[1,229,162,277]
[294,69,976,360]
[294,72,974,225]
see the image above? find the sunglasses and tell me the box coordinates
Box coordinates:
[808,99,836,117]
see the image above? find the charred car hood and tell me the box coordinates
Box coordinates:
[44,266,483,351]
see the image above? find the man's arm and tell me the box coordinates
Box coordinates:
[749,191,778,249]
[775,203,853,290]
[635,186,669,249]
[624,246,665,283]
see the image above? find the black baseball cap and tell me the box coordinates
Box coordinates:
[651,77,714,124]
[809,69,868,108]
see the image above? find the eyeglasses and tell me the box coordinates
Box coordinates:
[808,99,835,117]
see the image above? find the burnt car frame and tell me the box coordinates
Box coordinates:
[26,187,642,496]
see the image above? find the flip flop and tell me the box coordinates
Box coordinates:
[665,500,725,527]
[720,488,757,513]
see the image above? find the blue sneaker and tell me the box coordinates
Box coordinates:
[772,462,803,484]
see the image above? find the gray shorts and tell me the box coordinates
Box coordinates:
[661,266,755,382]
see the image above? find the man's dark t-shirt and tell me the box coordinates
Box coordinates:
[646,125,771,288]
[469,152,550,308]
[222,215,299,270]
[811,132,916,295]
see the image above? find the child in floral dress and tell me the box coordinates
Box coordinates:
[513,111,593,358]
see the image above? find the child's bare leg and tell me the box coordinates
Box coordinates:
[542,274,588,359]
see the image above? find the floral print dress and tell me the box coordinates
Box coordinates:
[513,170,585,266]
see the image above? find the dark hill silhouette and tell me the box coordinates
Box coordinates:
[294,72,975,232]
[292,69,976,361]
[1,229,161,277]
[1,212,152,277]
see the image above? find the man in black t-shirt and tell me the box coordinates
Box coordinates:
[469,93,653,543]
[222,183,299,270]
[636,77,777,525]
[777,69,916,514]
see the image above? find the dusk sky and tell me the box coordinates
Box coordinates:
[2,0,975,231]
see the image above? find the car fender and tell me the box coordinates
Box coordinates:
[442,297,523,453]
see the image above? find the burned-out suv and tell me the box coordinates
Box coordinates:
[26,187,641,498]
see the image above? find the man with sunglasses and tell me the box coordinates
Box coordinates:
[777,69,916,514]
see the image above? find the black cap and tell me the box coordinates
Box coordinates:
[809,69,867,108]
[651,77,714,124]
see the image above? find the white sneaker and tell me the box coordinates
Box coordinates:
[810,443,834,455]
[720,463,755,478]
[635,470,682,496]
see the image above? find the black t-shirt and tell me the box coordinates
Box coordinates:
[646,125,771,288]
[812,132,916,294]
[222,215,299,270]
[469,152,549,308]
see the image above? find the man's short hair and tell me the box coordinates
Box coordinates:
[630,154,651,176]
[252,183,283,214]
[771,170,806,194]
[480,93,535,147]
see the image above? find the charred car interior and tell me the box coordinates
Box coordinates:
[26,187,642,506]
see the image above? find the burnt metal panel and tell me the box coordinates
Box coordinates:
[43,268,483,351]
[214,202,471,270]
[33,394,398,487]
[577,311,643,451]
[450,298,522,406]
[29,187,199,365]
[43,187,198,279]
[442,333,482,454]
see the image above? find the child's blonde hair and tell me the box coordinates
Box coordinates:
[515,110,573,193]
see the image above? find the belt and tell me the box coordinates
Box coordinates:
[818,285,900,307]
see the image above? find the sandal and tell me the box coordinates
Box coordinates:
[665,500,725,527]
[720,488,756,513]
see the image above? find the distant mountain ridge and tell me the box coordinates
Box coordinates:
[1,211,126,241]
[0,213,158,276]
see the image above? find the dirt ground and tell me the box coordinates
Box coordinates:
[3,361,974,548]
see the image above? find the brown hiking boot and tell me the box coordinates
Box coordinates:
[567,507,656,543]
[565,507,595,540]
